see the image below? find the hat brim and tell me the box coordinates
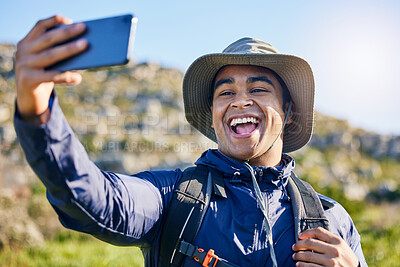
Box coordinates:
[183,53,315,153]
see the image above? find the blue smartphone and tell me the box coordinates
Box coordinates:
[46,14,137,72]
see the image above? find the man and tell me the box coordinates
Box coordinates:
[14,15,367,266]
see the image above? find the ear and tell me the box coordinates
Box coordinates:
[285,101,295,125]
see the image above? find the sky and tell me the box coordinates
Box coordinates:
[1,0,400,136]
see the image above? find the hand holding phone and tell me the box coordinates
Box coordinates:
[46,14,138,71]
[14,14,137,120]
[14,15,87,119]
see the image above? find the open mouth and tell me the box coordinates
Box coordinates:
[230,117,260,135]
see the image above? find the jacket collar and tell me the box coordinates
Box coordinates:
[195,149,295,180]
[195,149,295,198]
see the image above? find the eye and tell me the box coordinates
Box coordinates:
[219,90,235,96]
[250,88,269,93]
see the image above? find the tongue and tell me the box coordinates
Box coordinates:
[236,123,257,134]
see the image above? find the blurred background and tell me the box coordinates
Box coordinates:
[0,1,399,266]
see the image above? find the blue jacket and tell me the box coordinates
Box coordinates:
[14,95,367,266]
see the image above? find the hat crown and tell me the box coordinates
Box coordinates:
[222,37,279,54]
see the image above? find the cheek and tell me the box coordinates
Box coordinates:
[264,106,285,126]
[211,102,225,124]
[261,100,285,116]
[211,105,217,128]
[211,111,222,129]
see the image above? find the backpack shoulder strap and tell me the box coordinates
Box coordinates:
[287,172,330,241]
[158,165,212,267]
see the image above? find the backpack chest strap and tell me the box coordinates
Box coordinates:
[179,241,240,267]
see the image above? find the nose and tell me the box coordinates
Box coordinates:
[231,92,253,109]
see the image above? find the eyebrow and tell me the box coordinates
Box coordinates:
[214,76,274,90]
[247,76,274,86]
[214,77,234,89]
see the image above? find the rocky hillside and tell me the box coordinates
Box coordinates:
[0,44,399,248]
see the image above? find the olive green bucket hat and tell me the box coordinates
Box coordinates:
[183,37,315,153]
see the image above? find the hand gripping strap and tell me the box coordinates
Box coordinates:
[159,165,211,267]
[287,172,330,241]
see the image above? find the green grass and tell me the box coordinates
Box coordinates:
[354,204,400,266]
[360,225,400,266]
[0,231,144,267]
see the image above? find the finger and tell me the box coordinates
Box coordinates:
[23,14,72,43]
[17,68,81,90]
[292,251,326,267]
[53,71,82,85]
[294,263,323,267]
[292,251,329,267]
[16,15,74,57]
[28,22,86,54]
[20,38,87,69]
[299,227,340,244]
[293,237,330,253]
[32,70,82,85]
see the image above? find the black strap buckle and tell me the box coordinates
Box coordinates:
[196,248,218,267]
[179,240,238,267]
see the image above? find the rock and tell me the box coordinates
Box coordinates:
[130,62,161,80]
[0,104,10,123]
[388,136,400,159]
[0,190,44,249]
[343,174,369,200]
[0,44,15,76]
[358,134,400,159]
[0,122,16,148]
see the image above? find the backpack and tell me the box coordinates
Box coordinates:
[158,164,333,267]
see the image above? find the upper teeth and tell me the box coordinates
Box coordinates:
[230,117,259,127]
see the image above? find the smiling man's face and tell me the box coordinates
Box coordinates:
[211,65,289,166]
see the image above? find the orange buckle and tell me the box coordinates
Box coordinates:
[202,249,219,267]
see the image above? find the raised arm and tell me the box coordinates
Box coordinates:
[13,15,176,247]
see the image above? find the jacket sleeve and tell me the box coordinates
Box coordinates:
[322,196,368,267]
[14,92,180,247]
